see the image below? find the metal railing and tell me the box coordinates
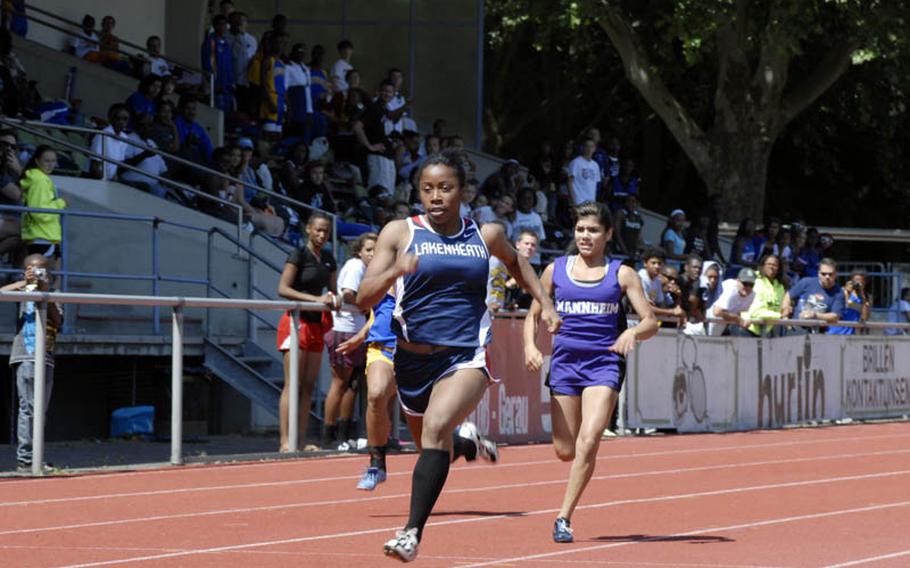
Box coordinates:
[0,118,245,241]
[0,204,300,342]
[19,4,216,106]
[0,290,329,476]
[2,117,342,257]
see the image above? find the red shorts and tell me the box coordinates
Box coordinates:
[277,311,333,353]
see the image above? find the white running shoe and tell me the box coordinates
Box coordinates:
[458,422,499,463]
[383,527,419,562]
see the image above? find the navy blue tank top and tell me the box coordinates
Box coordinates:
[393,215,491,348]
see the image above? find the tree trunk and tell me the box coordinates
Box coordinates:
[699,130,772,223]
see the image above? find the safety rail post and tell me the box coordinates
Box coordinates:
[205,231,213,338]
[100,135,107,181]
[32,302,48,476]
[152,220,161,335]
[170,306,184,465]
[209,74,215,108]
[247,250,255,342]
[288,309,301,452]
[60,213,73,334]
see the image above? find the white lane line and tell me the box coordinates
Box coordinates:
[2,427,905,488]
[459,501,910,567]
[49,469,910,567]
[4,448,908,537]
[820,550,910,568]
[5,431,909,507]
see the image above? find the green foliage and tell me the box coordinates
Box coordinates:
[485,0,910,226]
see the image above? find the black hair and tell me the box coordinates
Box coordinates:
[735,217,754,238]
[146,35,161,45]
[0,128,17,140]
[23,145,55,175]
[757,254,782,282]
[642,246,665,263]
[685,254,703,266]
[212,14,228,26]
[517,187,537,208]
[416,148,468,188]
[107,102,130,119]
[138,73,162,94]
[379,78,395,90]
[156,100,175,114]
[574,201,613,230]
[306,210,332,227]
[344,68,358,82]
[337,39,353,51]
[387,67,403,77]
[272,13,287,28]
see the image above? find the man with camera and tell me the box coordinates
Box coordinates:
[1,254,62,472]
[0,129,23,261]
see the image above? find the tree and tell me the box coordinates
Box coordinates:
[594,0,909,221]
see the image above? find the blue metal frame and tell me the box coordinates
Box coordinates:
[1,204,288,337]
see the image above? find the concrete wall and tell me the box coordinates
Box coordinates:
[164,0,208,70]
[49,176,254,338]
[24,0,167,53]
[242,0,481,147]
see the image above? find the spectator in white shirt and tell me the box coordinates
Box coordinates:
[67,14,99,60]
[89,103,153,181]
[567,138,601,206]
[885,287,910,335]
[331,39,354,93]
[386,67,415,132]
[513,188,545,266]
[710,268,758,336]
[229,11,256,113]
[120,114,171,199]
[143,36,171,77]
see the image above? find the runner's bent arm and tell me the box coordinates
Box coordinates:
[523,263,554,372]
[610,265,658,355]
[357,220,416,310]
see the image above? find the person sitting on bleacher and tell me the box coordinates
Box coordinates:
[65,15,99,61]
[120,114,172,200]
[173,95,214,180]
[88,103,155,182]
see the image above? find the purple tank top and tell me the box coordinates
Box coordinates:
[552,255,625,357]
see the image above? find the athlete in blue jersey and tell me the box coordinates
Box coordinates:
[525,201,657,544]
[358,149,560,562]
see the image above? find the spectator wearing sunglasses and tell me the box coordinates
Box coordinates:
[709,267,757,336]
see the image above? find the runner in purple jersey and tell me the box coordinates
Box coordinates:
[524,201,658,543]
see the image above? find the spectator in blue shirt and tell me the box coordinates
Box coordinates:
[201,14,234,112]
[828,270,871,335]
[174,96,213,167]
[126,74,162,127]
[781,257,843,332]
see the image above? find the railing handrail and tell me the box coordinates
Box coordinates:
[0,118,244,240]
[21,4,211,79]
[3,118,342,255]
[492,310,910,330]
[0,290,330,312]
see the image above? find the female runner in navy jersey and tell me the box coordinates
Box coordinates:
[524,201,658,543]
[358,149,560,562]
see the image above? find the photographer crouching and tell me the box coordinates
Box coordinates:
[1,254,62,472]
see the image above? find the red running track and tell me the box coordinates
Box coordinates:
[1,422,909,567]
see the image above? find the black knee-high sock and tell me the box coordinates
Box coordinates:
[405,449,450,540]
[451,430,477,462]
[369,445,387,471]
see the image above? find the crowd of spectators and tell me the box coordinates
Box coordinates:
[0,1,905,339]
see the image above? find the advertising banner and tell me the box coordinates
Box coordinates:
[841,337,910,419]
[626,333,743,432]
[467,317,553,444]
[486,315,909,438]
